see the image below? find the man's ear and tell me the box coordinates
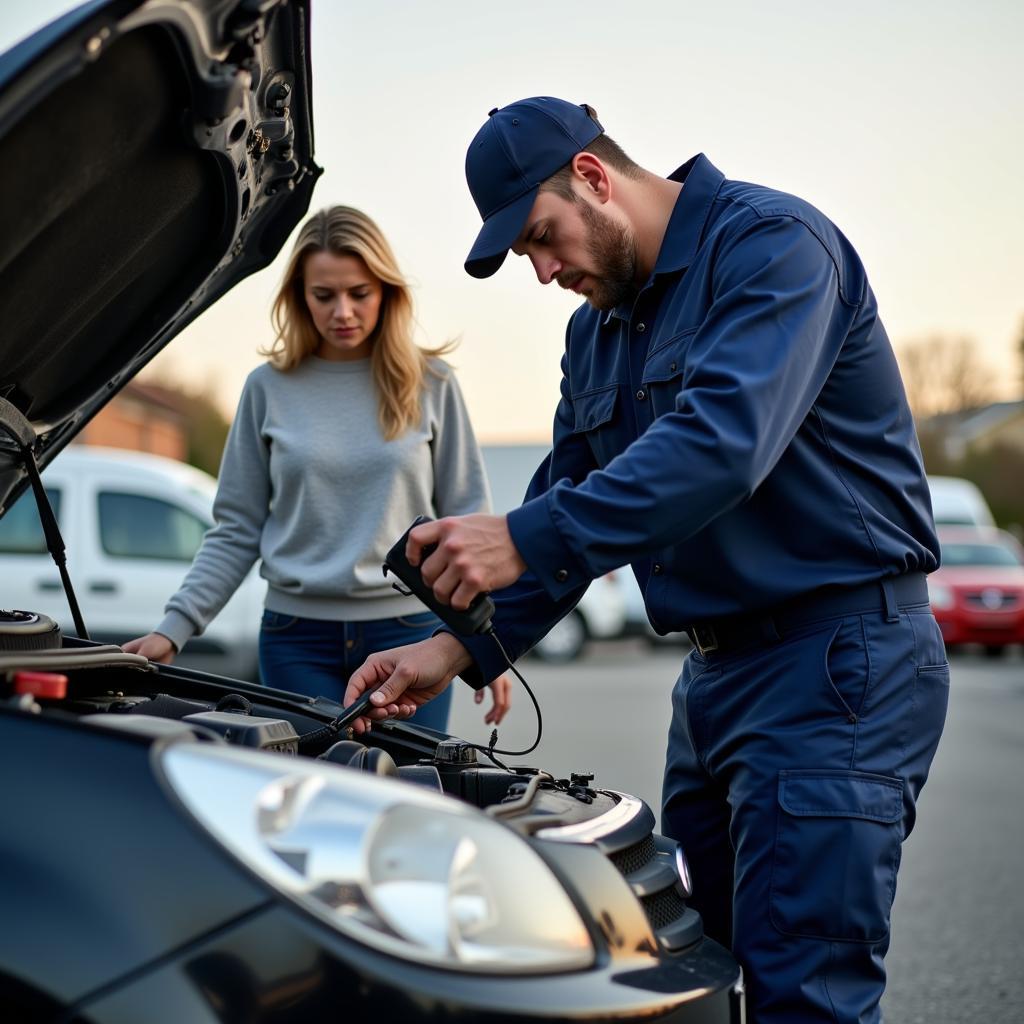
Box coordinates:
[571,152,611,202]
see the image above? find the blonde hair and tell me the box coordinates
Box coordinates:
[263,206,452,439]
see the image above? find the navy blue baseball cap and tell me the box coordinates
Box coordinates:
[464,97,603,278]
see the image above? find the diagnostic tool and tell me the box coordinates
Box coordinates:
[383,516,495,635]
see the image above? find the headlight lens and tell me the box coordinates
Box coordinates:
[161,744,593,973]
[927,581,955,609]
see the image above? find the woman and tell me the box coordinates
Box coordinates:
[125,206,510,731]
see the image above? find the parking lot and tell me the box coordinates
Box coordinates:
[450,640,1024,1024]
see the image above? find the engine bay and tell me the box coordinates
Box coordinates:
[0,625,621,837]
[1,612,704,956]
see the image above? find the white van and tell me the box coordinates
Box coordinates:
[0,446,263,679]
[926,475,996,528]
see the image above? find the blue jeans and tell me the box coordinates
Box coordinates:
[662,601,949,1023]
[258,610,453,733]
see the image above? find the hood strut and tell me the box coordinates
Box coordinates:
[0,397,89,640]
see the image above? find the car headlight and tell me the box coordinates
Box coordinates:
[927,581,955,609]
[160,744,593,973]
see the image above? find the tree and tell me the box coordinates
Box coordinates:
[896,334,996,420]
[1017,314,1024,400]
[955,441,1024,535]
[183,386,231,477]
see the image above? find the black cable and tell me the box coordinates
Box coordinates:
[463,627,542,761]
[301,627,542,765]
[215,693,253,715]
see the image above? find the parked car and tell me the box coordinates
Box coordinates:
[927,475,996,527]
[481,444,626,661]
[927,526,1024,656]
[527,569,626,661]
[0,445,263,679]
[0,2,743,1021]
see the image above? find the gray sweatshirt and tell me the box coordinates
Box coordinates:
[156,355,490,652]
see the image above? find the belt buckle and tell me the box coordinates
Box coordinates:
[691,624,719,656]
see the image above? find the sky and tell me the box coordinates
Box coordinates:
[5,0,1023,441]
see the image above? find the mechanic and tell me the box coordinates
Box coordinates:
[345,96,949,1023]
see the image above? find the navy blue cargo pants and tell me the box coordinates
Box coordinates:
[662,581,949,1023]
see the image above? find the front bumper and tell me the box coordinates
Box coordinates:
[935,610,1024,646]
[73,902,744,1023]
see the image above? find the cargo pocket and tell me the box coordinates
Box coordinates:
[770,769,903,942]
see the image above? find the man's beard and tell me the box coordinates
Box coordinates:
[560,200,639,311]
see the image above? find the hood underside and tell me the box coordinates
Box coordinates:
[0,0,321,513]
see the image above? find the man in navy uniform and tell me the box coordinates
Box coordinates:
[346,96,949,1023]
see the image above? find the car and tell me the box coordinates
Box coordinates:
[0,445,263,679]
[527,569,626,662]
[928,526,1024,656]
[927,475,996,527]
[0,2,743,1021]
[481,444,626,661]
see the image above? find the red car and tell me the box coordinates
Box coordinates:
[928,526,1024,655]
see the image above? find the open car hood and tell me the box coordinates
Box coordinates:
[0,0,321,513]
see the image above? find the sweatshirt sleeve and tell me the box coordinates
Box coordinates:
[155,373,271,650]
[428,361,492,517]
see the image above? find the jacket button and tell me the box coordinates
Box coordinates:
[669,361,677,372]
[636,389,647,401]
[652,563,663,575]
[555,569,569,583]
[636,322,646,333]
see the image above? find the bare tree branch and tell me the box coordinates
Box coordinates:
[894,334,995,419]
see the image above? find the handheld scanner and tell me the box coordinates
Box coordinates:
[383,516,495,635]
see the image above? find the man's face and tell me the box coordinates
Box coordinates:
[511,190,639,311]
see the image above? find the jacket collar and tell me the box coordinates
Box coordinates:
[604,153,725,324]
[655,153,726,275]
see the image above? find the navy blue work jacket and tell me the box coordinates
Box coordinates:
[461,154,938,686]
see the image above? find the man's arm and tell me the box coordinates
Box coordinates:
[509,214,853,601]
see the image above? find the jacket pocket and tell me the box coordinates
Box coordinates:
[641,329,694,417]
[770,769,903,942]
[571,384,619,465]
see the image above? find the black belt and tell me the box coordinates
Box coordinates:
[684,573,929,657]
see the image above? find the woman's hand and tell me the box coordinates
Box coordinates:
[475,673,512,725]
[122,632,177,664]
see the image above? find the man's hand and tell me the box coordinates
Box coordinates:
[343,633,473,735]
[408,514,527,610]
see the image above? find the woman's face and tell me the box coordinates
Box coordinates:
[302,250,384,361]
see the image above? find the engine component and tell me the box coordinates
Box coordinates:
[320,739,398,777]
[0,609,61,651]
[182,710,299,755]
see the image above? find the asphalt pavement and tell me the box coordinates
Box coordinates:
[449,639,1024,1024]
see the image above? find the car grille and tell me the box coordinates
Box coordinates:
[642,886,691,930]
[609,833,658,875]
[605,822,703,952]
[536,793,705,952]
[965,591,1019,610]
